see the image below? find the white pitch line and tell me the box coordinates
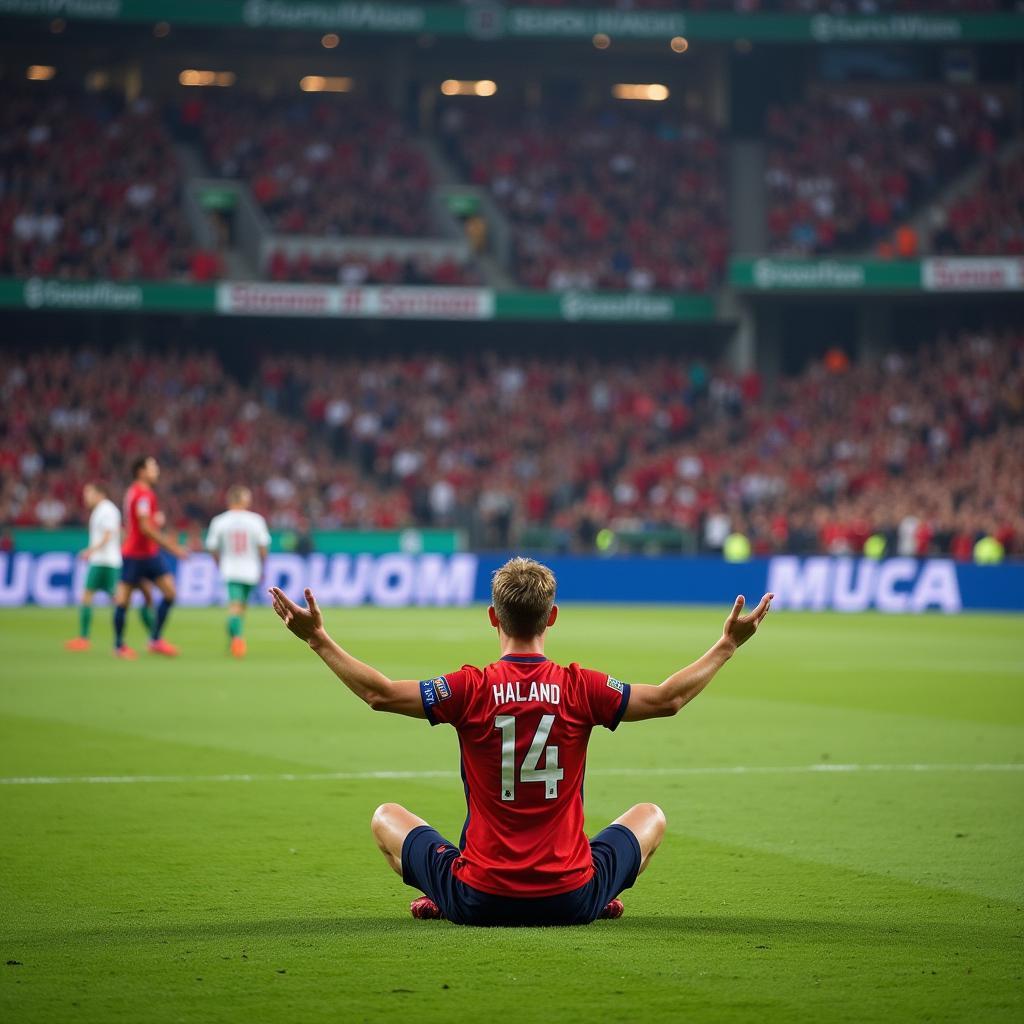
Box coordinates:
[0,763,1022,786]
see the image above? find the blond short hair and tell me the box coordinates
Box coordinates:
[491,557,556,639]
[227,485,251,508]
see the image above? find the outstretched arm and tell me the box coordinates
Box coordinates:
[268,586,426,718]
[623,593,773,722]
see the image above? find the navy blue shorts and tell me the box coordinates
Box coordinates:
[121,555,170,586]
[401,823,642,927]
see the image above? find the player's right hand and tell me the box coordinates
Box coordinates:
[269,586,325,645]
[722,592,773,649]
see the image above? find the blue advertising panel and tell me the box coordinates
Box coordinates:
[1,551,1021,613]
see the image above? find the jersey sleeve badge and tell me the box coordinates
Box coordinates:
[606,677,625,694]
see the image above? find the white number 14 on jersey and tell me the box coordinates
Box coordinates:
[493,714,564,801]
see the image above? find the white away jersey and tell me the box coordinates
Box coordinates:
[206,509,270,584]
[89,498,122,567]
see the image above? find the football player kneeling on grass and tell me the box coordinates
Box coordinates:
[270,557,772,927]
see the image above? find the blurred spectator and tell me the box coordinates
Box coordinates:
[266,248,480,286]
[765,88,1010,255]
[0,90,206,281]
[439,101,728,292]
[925,151,1024,255]
[191,95,436,239]
[3,333,1020,559]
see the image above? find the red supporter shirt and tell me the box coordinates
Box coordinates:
[122,482,159,558]
[420,653,631,898]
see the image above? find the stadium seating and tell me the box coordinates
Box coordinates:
[4,337,1020,559]
[764,88,1011,255]
[266,248,481,286]
[0,349,317,537]
[0,91,211,281]
[189,95,436,239]
[925,151,1024,255]
[439,101,728,291]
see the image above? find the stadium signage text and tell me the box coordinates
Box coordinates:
[215,283,494,320]
[4,3,1024,42]
[767,557,961,614]
[810,15,963,42]
[23,277,143,310]
[751,259,866,290]
[505,9,687,38]
[241,0,426,32]
[731,258,1023,293]
[0,553,478,608]
[921,258,1024,292]
[0,278,716,322]
[3,552,1021,613]
[0,0,120,16]
[560,292,675,322]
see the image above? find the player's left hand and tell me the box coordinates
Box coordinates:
[722,592,773,649]
[269,586,325,646]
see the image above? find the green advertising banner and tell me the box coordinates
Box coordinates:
[729,257,1024,292]
[0,276,216,311]
[2,1,1023,43]
[730,259,922,291]
[0,278,718,321]
[493,290,716,321]
[9,527,460,554]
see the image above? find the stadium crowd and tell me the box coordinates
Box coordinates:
[925,150,1024,255]
[266,248,480,286]
[4,83,1019,289]
[0,92,212,281]
[189,95,436,239]
[764,88,1011,255]
[3,333,1021,560]
[439,102,728,292]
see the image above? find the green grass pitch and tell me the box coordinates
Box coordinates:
[1,603,1022,1023]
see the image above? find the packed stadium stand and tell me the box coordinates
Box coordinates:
[0,91,214,282]
[764,88,1012,256]
[925,150,1024,255]
[439,101,728,291]
[4,337,1021,559]
[188,95,436,239]
[265,248,481,286]
[4,79,1019,285]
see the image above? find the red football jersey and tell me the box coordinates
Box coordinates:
[420,653,631,898]
[122,482,159,558]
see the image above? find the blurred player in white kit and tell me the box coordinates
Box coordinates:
[65,481,155,650]
[205,486,270,658]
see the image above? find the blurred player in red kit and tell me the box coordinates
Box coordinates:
[270,557,772,926]
[112,456,189,659]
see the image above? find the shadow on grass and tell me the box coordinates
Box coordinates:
[17,912,1010,949]
[614,914,1011,947]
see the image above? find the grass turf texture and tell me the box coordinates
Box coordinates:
[1,605,1022,1024]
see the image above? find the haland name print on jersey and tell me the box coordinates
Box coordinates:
[492,681,562,705]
